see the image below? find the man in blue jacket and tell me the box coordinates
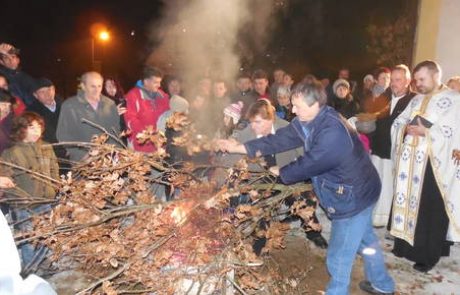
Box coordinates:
[218,81,394,295]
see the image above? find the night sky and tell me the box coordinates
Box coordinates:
[0,0,417,97]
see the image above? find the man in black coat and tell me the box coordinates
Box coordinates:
[369,64,416,227]
[27,78,67,172]
[0,43,37,106]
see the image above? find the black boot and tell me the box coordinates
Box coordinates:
[413,263,434,273]
[359,280,394,295]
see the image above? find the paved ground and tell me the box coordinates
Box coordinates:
[315,209,460,295]
[47,208,460,294]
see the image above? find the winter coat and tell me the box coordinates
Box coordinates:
[124,84,169,152]
[330,95,360,119]
[243,106,381,220]
[56,91,121,162]
[0,141,59,205]
[370,91,416,159]
[0,113,13,153]
[0,66,36,106]
[27,98,67,162]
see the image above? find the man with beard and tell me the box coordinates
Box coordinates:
[390,60,460,272]
[369,65,416,227]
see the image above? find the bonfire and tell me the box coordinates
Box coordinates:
[2,113,314,294]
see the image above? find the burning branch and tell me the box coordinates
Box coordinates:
[4,115,315,294]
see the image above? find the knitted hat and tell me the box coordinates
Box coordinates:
[32,78,54,93]
[363,74,374,83]
[333,78,350,94]
[169,95,189,113]
[223,101,244,124]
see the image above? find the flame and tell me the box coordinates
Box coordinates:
[171,206,187,224]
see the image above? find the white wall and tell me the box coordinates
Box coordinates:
[414,0,460,82]
[436,0,460,81]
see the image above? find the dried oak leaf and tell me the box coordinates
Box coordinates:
[135,125,155,144]
[136,191,155,204]
[102,281,118,295]
[172,136,188,146]
[113,190,129,205]
[119,129,132,138]
[72,207,100,223]
[306,219,322,232]
[264,222,290,252]
[235,205,253,220]
[50,204,72,225]
[291,200,315,221]
[153,249,173,267]
[91,133,109,145]
[135,126,166,148]
[166,112,191,130]
[238,273,262,290]
[93,196,107,209]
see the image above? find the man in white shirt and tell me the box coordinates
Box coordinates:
[370,65,416,227]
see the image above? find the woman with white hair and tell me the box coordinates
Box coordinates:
[275,86,294,121]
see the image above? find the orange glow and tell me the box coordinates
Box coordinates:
[90,23,110,42]
[99,31,110,41]
[171,206,187,224]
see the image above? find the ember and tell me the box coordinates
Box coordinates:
[170,205,188,224]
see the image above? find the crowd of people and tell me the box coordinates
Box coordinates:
[1,40,460,295]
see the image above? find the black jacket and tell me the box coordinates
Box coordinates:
[27,99,61,145]
[330,95,360,119]
[0,65,36,106]
[370,91,416,159]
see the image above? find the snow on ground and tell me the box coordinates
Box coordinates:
[316,208,460,295]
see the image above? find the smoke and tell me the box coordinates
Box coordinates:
[147,0,283,87]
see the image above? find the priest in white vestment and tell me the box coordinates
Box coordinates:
[390,60,460,273]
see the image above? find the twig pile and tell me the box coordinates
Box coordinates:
[7,116,314,294]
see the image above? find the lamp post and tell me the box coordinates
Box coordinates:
[91,30,110,72]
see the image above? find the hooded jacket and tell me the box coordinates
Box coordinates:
[124,82,169,152]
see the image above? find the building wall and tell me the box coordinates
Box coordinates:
[413,0,460,81]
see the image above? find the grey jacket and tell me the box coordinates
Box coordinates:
[219,117,303,171]
[56,91,121,162]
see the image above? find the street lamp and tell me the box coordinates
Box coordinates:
[91,30,110,71]
[99,31,110,41]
